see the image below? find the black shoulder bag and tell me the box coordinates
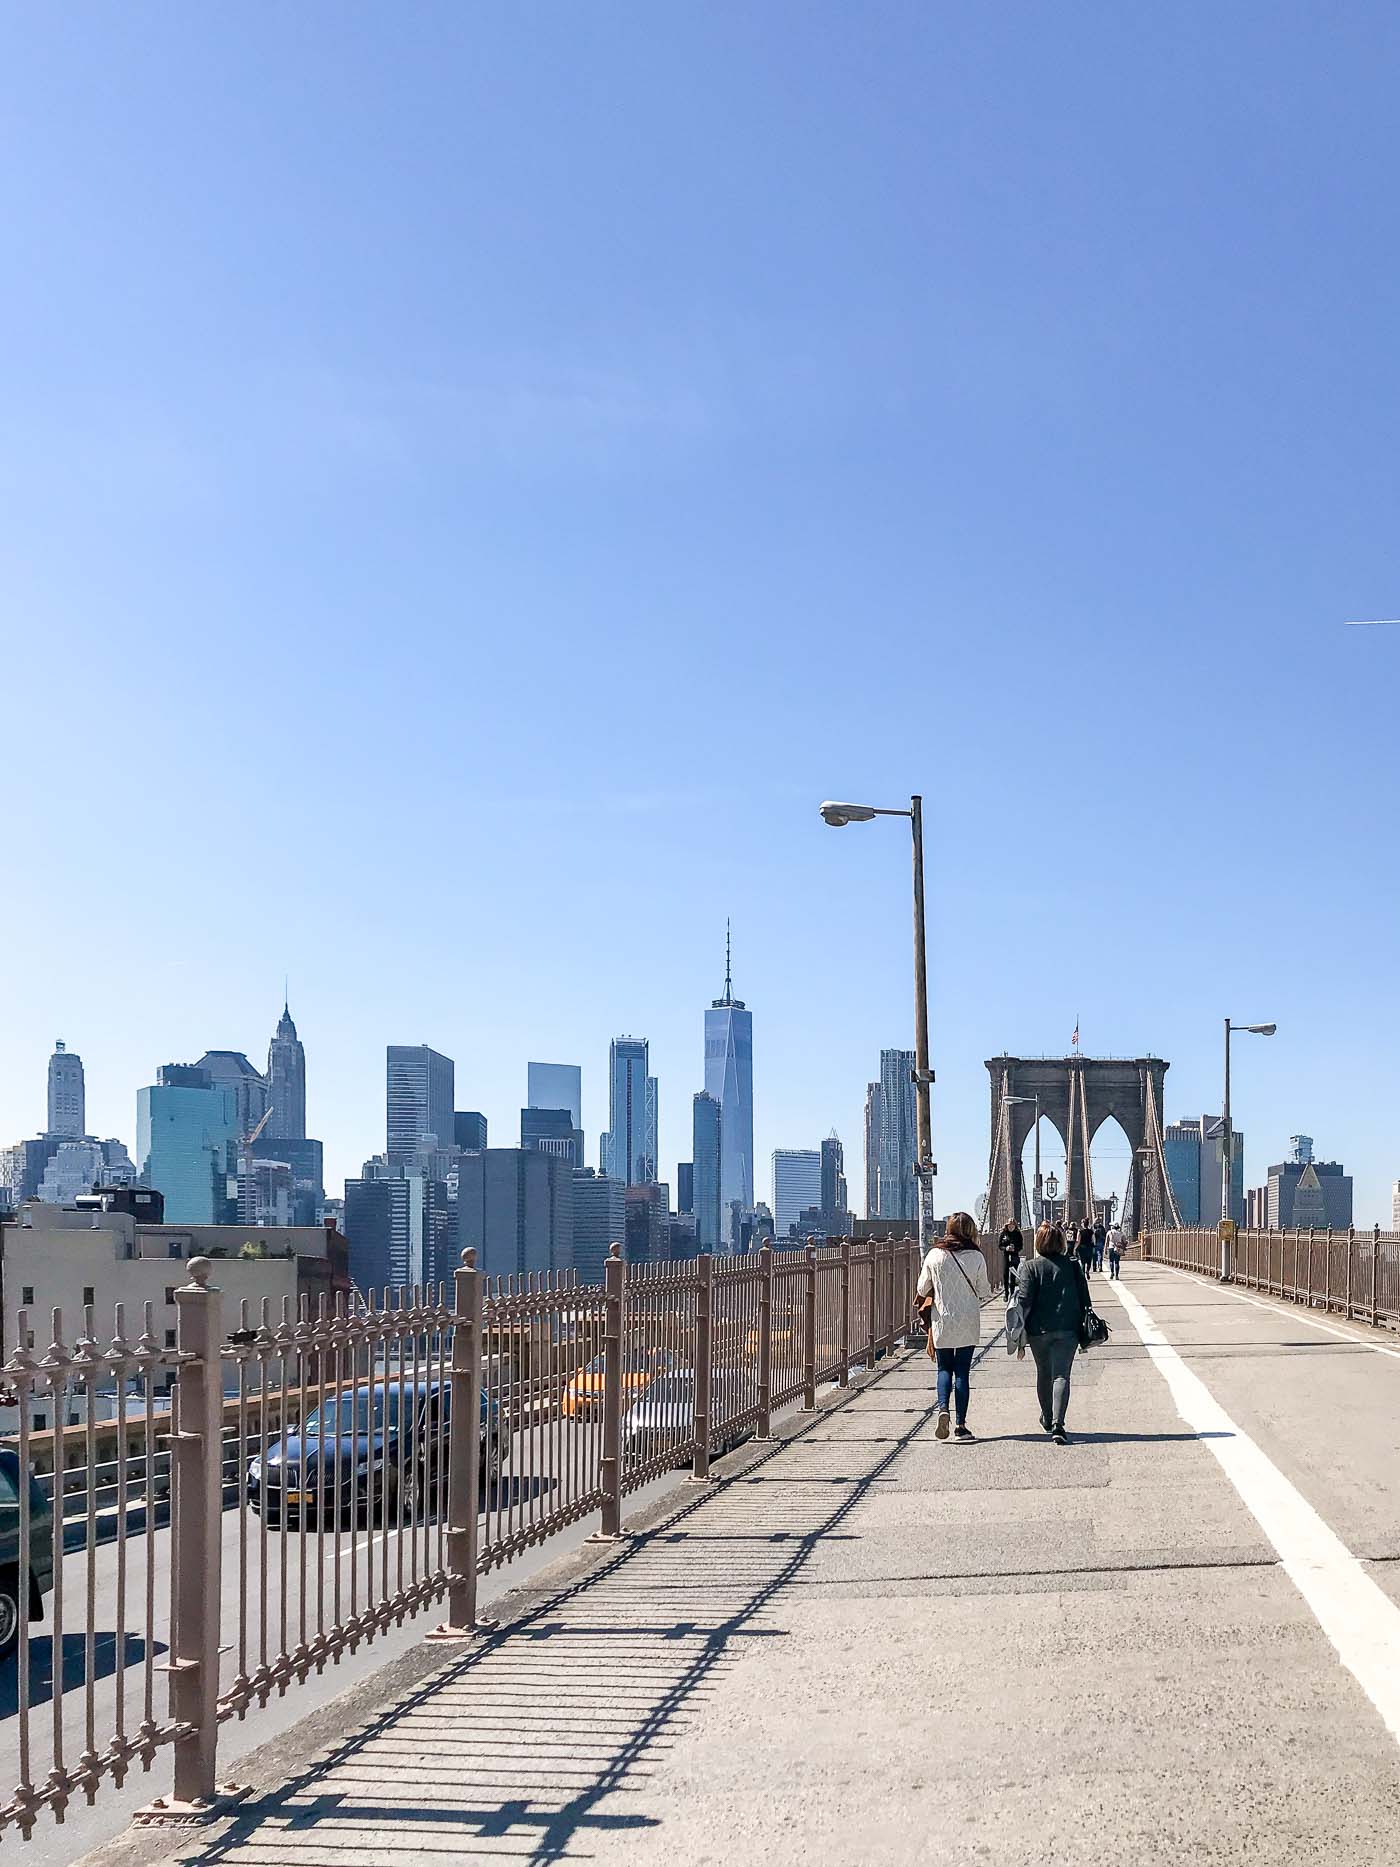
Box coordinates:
[1076,1261,1110,1351]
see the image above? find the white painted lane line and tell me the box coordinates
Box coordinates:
[1112,1275,1400,1750]
[1152,1263,1400,1361]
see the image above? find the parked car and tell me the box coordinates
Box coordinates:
[561,1347,671,1420]
[0,1448,54,1662]
[621,1370,754,1467]
[247,1379,502,1529]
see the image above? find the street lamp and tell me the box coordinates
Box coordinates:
[1221,1018,1277,1278]
[819,796,934,1250]
[1003,1094,1041,1228]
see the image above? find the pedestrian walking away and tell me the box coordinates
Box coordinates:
[1015,1222,1091,1444]
[1106,1220,1124,1280]
[997,1218,1024,1300]
[1075,1219,1095,1277]
[916,1211,993,1443]
[1092,1218,1107,1272]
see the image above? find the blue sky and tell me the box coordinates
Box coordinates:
[4,3,1400,1223]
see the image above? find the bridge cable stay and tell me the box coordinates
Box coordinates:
[1142,1069,1183,1231]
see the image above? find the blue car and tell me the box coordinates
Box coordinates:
[247,1379,503,1528]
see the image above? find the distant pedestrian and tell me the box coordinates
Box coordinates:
[1075,1220,1095,1277]
[997,1219,1024,1300]
[1092,1219,1107,1272]
[1015,1222,1091,1444]
[1106,1222,1124,1280]
[916,1211,994,1444]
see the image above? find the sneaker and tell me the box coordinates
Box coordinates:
[1051,1427,1068,1446]
[953,1425,975,1442]
[935,1409,950,1440]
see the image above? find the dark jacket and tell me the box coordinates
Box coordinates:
[1015,1253,1090,1338]
[1093,1223,1107,1246]
[998,1224,1023,1258]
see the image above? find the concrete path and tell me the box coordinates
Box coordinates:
[84,1263,1400,1866]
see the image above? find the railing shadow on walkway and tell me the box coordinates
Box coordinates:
[166,1348,942,1867]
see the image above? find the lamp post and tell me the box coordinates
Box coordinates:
[1002,1094,1041,1228]
[1221,1018,1276,1278]
[820,797,934,1250]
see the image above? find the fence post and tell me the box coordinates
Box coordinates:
[1372,1224,1381,1325]
[597,1245,625,1538]
[692,1253,713,1481]
[167,1258,224,1811]
[802,1243,817,1410]
[865,1245,877,1370]
[433,1247,485,1636]
[756,1242,773,1439]
[838,1238,851,1388]
[1346,1226,1354,1320]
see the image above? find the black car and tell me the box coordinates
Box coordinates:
[247,1378,503,1528]
[0,1448,54,1662]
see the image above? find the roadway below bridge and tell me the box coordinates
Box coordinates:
[72,1260,1400,1867]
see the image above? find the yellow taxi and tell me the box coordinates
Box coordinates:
[561,1348,670,1419]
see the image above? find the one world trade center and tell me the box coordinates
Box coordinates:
[704,927,754,1215]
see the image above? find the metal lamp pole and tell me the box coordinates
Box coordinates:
[1003,1095,1040,1228]
[821,796,935,1253]
[1221,1018,1276,1278]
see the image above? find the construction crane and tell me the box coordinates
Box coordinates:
[237,1104,274,1225]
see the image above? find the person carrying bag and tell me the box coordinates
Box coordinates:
[916,1212,993,1443]
[1014,1221,1089,1446]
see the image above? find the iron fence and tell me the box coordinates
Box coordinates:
[1144,1225,1400,1330]
[0,1234,919,1838]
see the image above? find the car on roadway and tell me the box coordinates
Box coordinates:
[247,1378,503,1529]
[560,1347,672,1420]
[0,1448,54,1662]
[621,1370,755,1467]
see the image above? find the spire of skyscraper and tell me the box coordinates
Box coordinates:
[723,919,732,1006]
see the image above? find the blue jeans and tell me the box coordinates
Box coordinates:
[935,1345,975,1425]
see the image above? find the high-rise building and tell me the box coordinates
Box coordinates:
[704,931,754,1212]
[603,1038,654,1185]
[456,1149,574,1280]
[877,1051,917,1223]
[572,1168,626,1283]
[863,1081,883,1219]
[1164,1116,1245,1226]
[454,1111,488,1152]
[527,1063,582,1128]
[386,1046,454,1165]
[1265,1148,1352,1229]
[1392,1180,1400,1231]
[47,1041,85,1139]
[266,1001,307,1140]
[820,1132,848,1223]
[521,1106,583,1167]
[676,1162,694,1215]
[692,1092,723,1250]
[343,1171,449,1291]
[625,1183,670,1266]
[772,1149,822,1239]
[36,1138,137,1204]
[195,1051,269,1139]
[250,1135,324,1226]
[1290,1134,1314,1166]
[137,1067,239,1224]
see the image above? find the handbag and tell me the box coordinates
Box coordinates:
[1075,1261,1110,1350]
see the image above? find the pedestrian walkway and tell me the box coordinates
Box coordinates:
[86,1264,1400,1867]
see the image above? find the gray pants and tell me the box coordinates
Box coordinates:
[1029,1330,1078,1431]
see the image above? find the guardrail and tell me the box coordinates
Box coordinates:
[0,1234,920,1838]
[1143,1225,1400,1330]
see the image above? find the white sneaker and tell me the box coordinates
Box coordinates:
[935,1409,950,1440]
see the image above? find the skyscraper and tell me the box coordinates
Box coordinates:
[1164,1116,1245,1226]
[521,1106,583,1167]
[343,1171,449,1291]
[863,1080,883,1218]
[772,1149,822,1239]
[877,1050,917,1222]
[572,1168,626,1283]
[603,1038,653,1185]
[527,1063,582,1127]
[386,1046,454,1164]
[692,1092,722,1250]
[820,1132,848,1223]
[266,1001,307,1140]
[47,1041,85,1139]
[137,1066,239,1224]
[456,1149,574,1280]
[454,1111,488,1152]
[195,1051,269,1138]
[704,928,754,1212]
[676,1162,694,1215]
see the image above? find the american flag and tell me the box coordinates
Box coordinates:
[1071,1019,1079,1050]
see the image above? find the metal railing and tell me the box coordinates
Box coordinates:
[1144,1225,1400,1330]
[0,1234,920,1838]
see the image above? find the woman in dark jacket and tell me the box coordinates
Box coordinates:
[1015,1222,1089,1445]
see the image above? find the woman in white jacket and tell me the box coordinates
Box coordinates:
[916,1211,993,1442]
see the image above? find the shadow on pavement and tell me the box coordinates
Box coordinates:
[0,1633,164,1720]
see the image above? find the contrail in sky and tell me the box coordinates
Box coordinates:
[1343,619,1400,626]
